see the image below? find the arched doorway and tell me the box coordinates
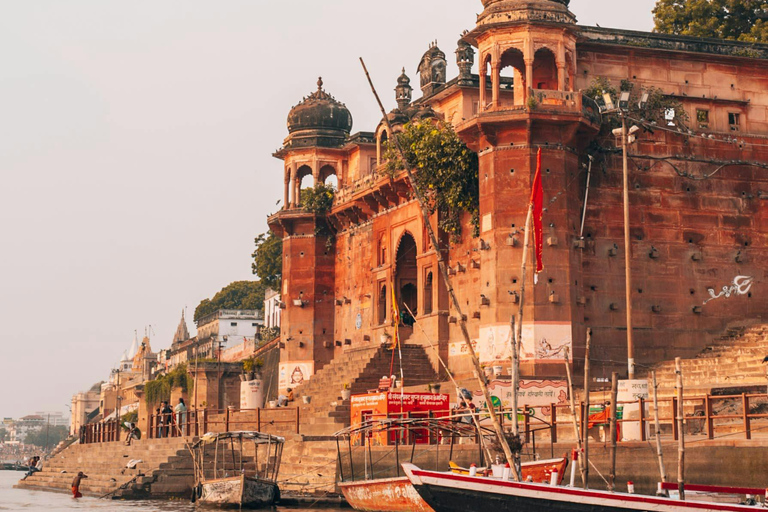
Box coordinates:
[533,47,558,91]
[500,47,525,106]
[395,232,418,325]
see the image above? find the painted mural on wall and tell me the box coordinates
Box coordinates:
[703,275,754,305]
[278,361,314,392]
[467,379,568,425]
[449,322,573,364]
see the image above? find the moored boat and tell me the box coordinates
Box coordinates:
[192,431,284,509]
[402,463,765,512]
[337,417,568,512]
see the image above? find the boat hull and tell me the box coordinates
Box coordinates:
[341,476,436,512]
[402,464,760,512]
[199,475,278,508]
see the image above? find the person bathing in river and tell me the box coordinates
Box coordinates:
[72,471,88,498]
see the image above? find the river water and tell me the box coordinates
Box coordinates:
[0,471,346,512]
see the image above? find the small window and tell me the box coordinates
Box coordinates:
[696,109,710,129]
[729,112,741,131]
[230,322,237,327]
[252,322,257,327]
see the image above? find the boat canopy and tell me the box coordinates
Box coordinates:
[193,431,285,447]
[334,416,497,439]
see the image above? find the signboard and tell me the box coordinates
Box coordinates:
[468,379,568,425]
[617,379,649,441]
[617,379,649,401]
[349,392,450,446]
[278,361,314,393]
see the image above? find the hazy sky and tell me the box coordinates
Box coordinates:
[0,0,656,419]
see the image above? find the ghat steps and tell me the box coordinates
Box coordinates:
[293,342,439,436]
[644,325,768,398]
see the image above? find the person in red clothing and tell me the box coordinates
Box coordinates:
[72,471,87,498]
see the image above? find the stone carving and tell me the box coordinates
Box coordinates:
[703,275,754,304]
[456,40,475,81]
[418,41,447,94]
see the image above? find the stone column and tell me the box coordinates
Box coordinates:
[479,62,487,112]
[284,168,291,210]
[289,163,297,208]
[557,63,566,92]
[492,62,501,109]
[525,59,534,101]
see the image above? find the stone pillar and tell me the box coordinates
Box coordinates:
[479,63,487,112]
[491,62,501,109]
[557,63,566,92]
[525,59,534,101]
[284,169,291,210]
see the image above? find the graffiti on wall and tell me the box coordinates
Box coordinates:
[448,322,572,364]
[703,275,754,305]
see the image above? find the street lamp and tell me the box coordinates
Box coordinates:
[602,90,642,380]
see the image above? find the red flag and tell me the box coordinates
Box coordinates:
[530,148,544,275]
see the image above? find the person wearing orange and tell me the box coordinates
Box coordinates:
[72,471,87,498]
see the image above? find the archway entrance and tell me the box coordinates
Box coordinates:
[395,232,418,326]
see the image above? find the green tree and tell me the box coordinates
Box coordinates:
[0,428,8,442]
[383,120,479,240]
[653,0,768,43]
[194,281,267,321]
[251,232,282,290]
[23,425,69,450]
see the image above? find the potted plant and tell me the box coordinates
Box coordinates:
[341,383,352,400]
[254,357,265,380]
[243,359,255,381]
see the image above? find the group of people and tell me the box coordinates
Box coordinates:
[21,455,42,480]
[153,398,187,438]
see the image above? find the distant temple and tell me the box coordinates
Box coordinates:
[268,0,768,389]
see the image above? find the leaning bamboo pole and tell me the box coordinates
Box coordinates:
[360,58,517,477]
[676,357,685,501]
[563,346,586,488]
[652,370,667,492]
[583,328,592,490]
[509,315,522,481]
[609,372,618,492]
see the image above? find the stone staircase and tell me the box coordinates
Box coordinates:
[294,343,439,436]
[645,325,768,398]
[15,437,197,498]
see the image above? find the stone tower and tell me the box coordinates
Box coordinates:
[459,0,596,376]
[269,78,352,373]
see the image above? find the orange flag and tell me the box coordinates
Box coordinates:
[531,148,544,276]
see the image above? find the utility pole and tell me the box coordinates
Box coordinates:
[621,114,635,379]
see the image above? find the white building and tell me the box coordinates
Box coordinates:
[195,309,264,357]
[264,288,282,331]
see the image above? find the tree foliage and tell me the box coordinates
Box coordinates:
[145,363,193,406]
[653,0,768,43]
[0,428,8,442]
[583,76,689,134]
[300,183,336,215]
[194,281,267,321]
[23,425,69,449]
[251,232,282,291]
[383,120,479,240]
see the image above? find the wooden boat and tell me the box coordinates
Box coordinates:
[191,431,284,509]
[402,463,765,512]
[336,417,568,512]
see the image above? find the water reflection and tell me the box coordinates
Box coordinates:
[0,471,345,512]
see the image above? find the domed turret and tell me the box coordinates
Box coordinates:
[285,78,353,149]
[417,42,447,97]
[476,0,575,27]
[395,68,413,110]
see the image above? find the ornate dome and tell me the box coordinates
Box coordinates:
[476,0,575,26]
[287,78,353,135]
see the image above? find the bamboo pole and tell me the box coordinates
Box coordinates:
[563,347,586,488]
[514,202,534,369]
[675,357,685,500]
[652,370,667,492]
[360,58,517,477]
[509,315,521,481]
[583,328,592,490]
[609,372,618,492]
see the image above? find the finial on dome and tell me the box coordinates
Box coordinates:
[317,77,323,90]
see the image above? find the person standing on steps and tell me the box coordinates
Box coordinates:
[161,401,173,437]
[174,398,187,434]
[72,471,88,498]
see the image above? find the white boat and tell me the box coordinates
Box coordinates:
[192,431,284,508]
[402,463,765,512]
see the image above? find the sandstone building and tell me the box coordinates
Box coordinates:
[267,0,768,393]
